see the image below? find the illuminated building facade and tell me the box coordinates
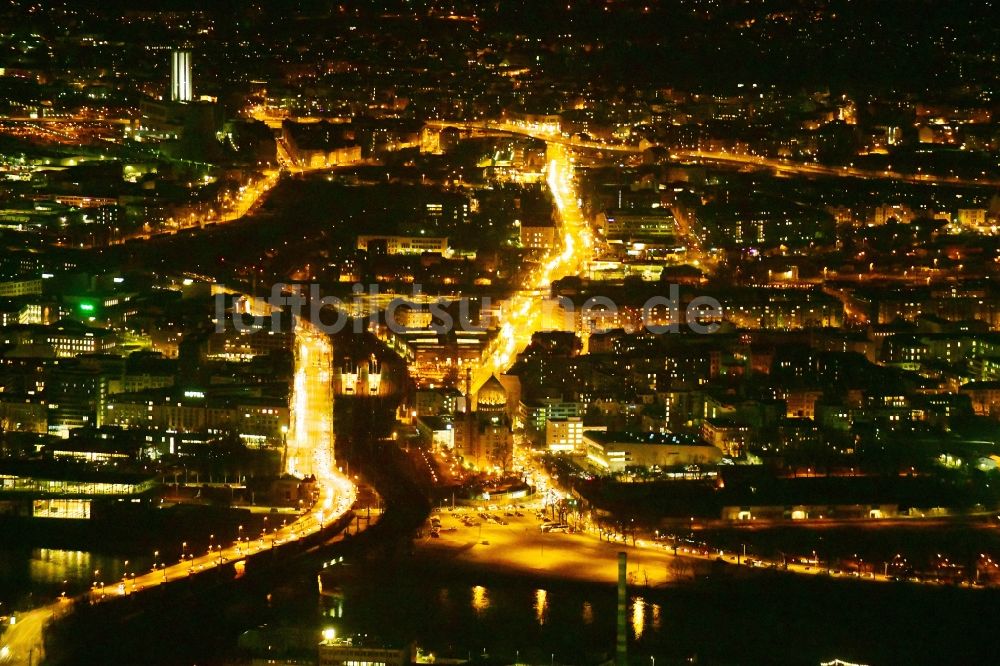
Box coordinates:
[101,390,290,448]
[356,235,449,256]
[584,430,723,473]
[0,462,158,520]
[171,50,193,102]
[520,223,556,249]
[545,416,585,453]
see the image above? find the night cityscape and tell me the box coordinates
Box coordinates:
[0,1,999,664]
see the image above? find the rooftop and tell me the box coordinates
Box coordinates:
[584,430,709,447]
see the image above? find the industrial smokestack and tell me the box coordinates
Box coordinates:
[617,551,627,666]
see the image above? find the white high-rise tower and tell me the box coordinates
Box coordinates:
[170,50,192,102]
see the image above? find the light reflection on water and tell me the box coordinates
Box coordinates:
[631,596,646,640]
[29,549,93,586]
[534,588,548,626]
[471,585,490,616]
[0,547,143,603]
[463,584,655,641]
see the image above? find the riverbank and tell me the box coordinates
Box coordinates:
[417,509,708,586]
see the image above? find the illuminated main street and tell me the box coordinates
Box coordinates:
[426,119,1000,189]
[109,169,280,245]
[287,315,338,485]
[472,142,594,392]
[425,119,640,155]
[678,149,1000,188]
[0,311,354,666]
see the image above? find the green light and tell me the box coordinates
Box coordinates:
[79,303,95,313]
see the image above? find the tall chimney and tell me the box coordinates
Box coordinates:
[616,551,628,666]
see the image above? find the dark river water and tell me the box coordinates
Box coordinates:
[308,549,999,666]
[3,525,1000,665]
[0,547,140,607]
